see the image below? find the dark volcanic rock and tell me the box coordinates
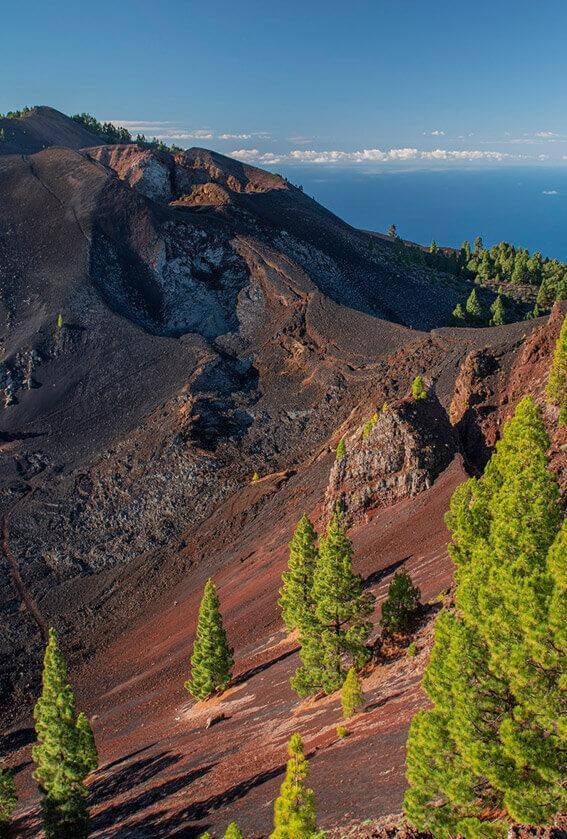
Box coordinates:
[325,391,459,525]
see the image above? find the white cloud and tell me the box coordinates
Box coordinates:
[535,131,558,138]
[542,189,559,195]
[218,133,253,140]
[231,146,513,165]
[163,130,214,140]
[423,129,445,136]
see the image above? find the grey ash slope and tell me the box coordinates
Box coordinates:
[0,106,540,714]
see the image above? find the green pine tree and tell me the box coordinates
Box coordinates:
[75,712,98,776]
[185,579,234,701]
[380,570,421,636]
[452,302,465,323]
[224,822,244,839]
[490,294,506,326]
[56,313,63,329]
[292,510,374,696]
[279,515,318,633]
[341,666,365,718]
[270,734,318,839]
[429,240,438,254]
[388,223,397,239]
[335,437,346,460]
[0,767,17,839]
[404,397,566,838]
[545,313,567,425]
[411,375,427,400]
[33,628,90,839]
[465,287,482,321]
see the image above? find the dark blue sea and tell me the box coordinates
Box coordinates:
[279,166,567,262]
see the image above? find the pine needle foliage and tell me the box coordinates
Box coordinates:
[411,376,427,400]
[185,579,234,701]
[465,287,482,320]
[404,397,566,838]
[452,302,465,323]
[0,767,17,838]
[341,666,365,718]
[224,822,244,839]
[380,570,421,636]
[292,510,374,696]
[335,437,346,460]
[490,294,506,326]
[270,733,318,839]
[279,515,318,632]
[33,628,90,839]
[362,412,379,439]
[546,313,567,425]
[75,712,98,776]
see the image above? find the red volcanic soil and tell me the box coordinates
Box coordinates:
[10,455,465,838]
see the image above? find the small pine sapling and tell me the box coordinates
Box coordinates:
[341,667,365,718]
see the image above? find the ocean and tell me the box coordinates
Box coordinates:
[279,166,567,263]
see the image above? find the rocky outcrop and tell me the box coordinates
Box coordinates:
[449,346,501,471]
[448,303,566,486]
[325,392,459,525]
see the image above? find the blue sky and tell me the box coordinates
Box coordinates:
[2,0,567,169]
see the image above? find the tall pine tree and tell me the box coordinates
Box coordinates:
[292,510,374,696]
[270,733,318,839]
[404,397,566,838]
[546,313,567,426]
[185,579,234,701]
[33,628,90,839]
[279,515,318,632]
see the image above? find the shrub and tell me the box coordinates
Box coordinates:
[335,437,346,460]
[407,642,417,657]
[411,376,427,400]
[336,725,349,739]
[341,667,365,718]
[380,570,421,636]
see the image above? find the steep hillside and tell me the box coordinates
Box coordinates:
[1,107,564,838]
[0,106,102,155]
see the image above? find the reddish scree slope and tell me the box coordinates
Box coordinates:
[12,452,465,838]
[9,303,565,838]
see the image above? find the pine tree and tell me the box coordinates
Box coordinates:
[293,510,374,696]
[33,628,90,839]
[270,733,318,839]
[546,313,567,425]
[75,712,98,776]
[380,570,421,636]
[452,302,465,323]
[465,287,482,321]
[411,375,427,400]
[56,313,63,329]
[404,397,566,838]
[224,822,244,839]
[0,767,17,839]
[341,666,365,718]
[335,437,346,460]
[279,515,318,632]
[388,223,397,239]
[185,579,234,701]
[429,240,438,254]
[490,294,506,326]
